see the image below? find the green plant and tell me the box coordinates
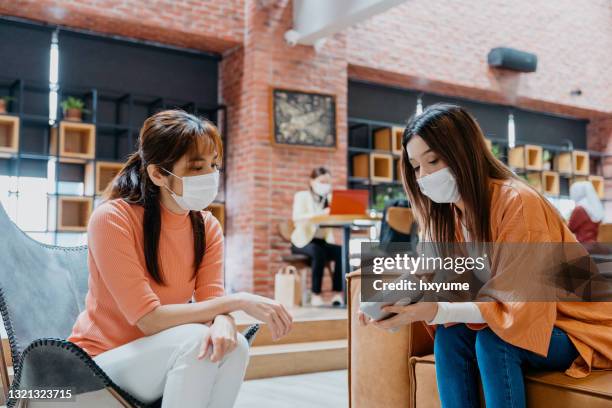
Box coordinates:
[61,96,87,112]
[542,149,552,163]
[491,144,502,160]
[0,96,16,102]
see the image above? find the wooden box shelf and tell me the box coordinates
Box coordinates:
[526,173,543,193]
[588,175,605,199]
[50,121,96,160]
[57,196,93,232]
[542,171,560,196]
[508,145,542,170]
[554,151,589,175]
[94,161,124,195]
[352,153,394,183]
[206,203,225,232]
[373,127,403,154]
[0,115,19,154]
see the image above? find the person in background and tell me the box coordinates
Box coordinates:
[290,167,343,306]
[568,181,604,243]
[68,110,292,408]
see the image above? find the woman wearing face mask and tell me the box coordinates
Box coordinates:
[68,110,292,408]
[568,181,605,244]
[358,104,612,408]
[290,167,343,306]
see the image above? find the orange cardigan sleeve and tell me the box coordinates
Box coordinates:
[193,211,225,302]
[87,203,161,325]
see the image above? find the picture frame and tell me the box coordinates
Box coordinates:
[270,87,337,150]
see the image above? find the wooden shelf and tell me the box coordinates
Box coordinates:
[206,202,225,232]
[50,121,96,160]
[0,115,19,154]
[509,145,542,170]
[373,127,403,154]
[57,196,93,232]
[371,153,393,182]
[588,175,605,199]
[554,150,589,175]
[526,172,543,193]
[351,153,394,183]
[542,171,560,196]
[94,161,124,195]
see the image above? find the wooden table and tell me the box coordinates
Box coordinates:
[309,214,381,295]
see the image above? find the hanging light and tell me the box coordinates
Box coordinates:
[507,112,515,149]
[416,95,423,115]
[49,29,59,125]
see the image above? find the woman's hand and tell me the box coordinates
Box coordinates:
[198,314,237,362]
[371,302,438,331]
[236,293,293,341]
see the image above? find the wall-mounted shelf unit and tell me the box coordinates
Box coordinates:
[0,76,228,244]
[56,195,93,232]
[508,144,543,171]
[554,150,589,176]
[373,126,403,154]
[50,121,96,160]
[93,161,124,195]
[348,116,610,211]
[0,114,19,155]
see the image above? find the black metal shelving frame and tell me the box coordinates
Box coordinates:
[347,116,612,208]
[0,75,227,245]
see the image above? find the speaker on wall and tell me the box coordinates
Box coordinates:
[488,47,538,73]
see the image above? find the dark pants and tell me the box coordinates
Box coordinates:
[291,238,343,294]
[434,324,579,408]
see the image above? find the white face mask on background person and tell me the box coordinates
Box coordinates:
[311,180,331,197]
[416,167,461,203]
[162,168,219,211]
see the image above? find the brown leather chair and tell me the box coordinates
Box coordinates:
[347,272,612,408]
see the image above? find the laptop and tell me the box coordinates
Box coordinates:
[329,189,369,215]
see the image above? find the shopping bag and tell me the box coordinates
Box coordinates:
[274,265,302,307]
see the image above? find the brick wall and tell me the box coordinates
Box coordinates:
[0,0,245,52]
[221,0,348,295]
[3,0,611,292]
[346,0,612,118]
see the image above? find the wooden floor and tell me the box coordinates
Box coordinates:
[235,370,348,408]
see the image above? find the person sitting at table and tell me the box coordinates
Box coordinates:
[290,167,343,306]
[568,181,604,243]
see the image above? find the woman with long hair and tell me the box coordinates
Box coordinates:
[68,110,292,407]
[358,104,612,408]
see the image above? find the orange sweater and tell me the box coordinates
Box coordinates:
[67,198,224,357]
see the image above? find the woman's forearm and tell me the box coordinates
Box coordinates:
[136,293,244,335]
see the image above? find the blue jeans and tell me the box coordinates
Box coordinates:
[434,324,579,408]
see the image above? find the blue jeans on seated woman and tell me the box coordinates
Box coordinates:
[434,324,579,408]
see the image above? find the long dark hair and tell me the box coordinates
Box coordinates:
[401,103,516,243]
[104,110,223,285]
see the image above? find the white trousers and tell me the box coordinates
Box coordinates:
[92,323,250,408]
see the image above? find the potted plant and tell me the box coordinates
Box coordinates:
[0,96,15,114]
[61,97,88,121]
[542,149,552,170]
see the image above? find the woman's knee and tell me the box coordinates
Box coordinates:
[434,324,470,352]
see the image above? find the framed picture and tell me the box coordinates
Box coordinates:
[270,88,337,149]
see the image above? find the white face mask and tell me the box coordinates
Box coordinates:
[417,167,461,203]
[162,168,219,211]
[312,180,331,197]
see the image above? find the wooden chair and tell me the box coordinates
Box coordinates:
[278,220,310,269]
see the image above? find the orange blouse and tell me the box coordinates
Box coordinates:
[428,178,612,378]
[67,198,224,357]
